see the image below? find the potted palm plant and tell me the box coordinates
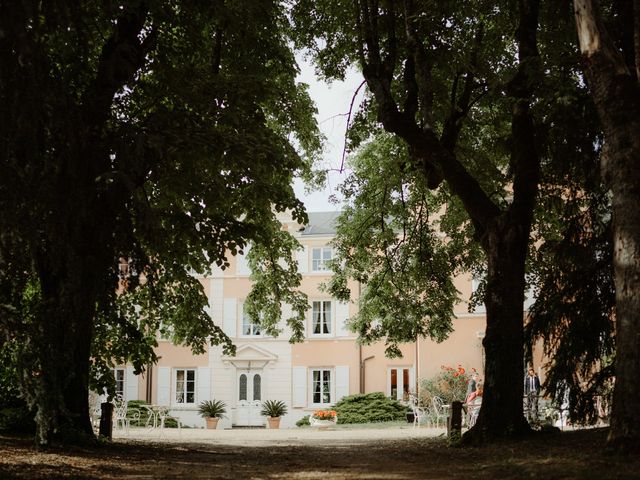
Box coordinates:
[198,399,227,429]
[260,400,288,429]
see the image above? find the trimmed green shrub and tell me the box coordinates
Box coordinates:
[333,392,407,424]
[296,415,310,427]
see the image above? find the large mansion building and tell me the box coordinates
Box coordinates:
[114,211,533,428]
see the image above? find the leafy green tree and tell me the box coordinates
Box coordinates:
[293,0,543,442]
[295,0,635,448]
[0,0,319,445]
[327,134,463,357]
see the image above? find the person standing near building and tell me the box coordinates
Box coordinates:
[524,367,541,422]
[466,372,479,399]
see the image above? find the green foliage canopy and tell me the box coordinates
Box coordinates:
[327,134,462,357]
[0,0,320,442]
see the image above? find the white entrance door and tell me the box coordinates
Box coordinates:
[236,370,263,426]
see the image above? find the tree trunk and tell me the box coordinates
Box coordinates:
[574,0,640,452]
[463,0,540,442]
[354,0,540,442]
[607,119,640,452]
[31,165,118,445]
[463,217,533,442]
[34,249,101,445]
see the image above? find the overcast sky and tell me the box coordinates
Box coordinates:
[293,57,364,213]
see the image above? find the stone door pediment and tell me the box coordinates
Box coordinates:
[222,344,278,369]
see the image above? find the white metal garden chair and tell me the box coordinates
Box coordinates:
[113,396,131,434]
[88,391,103,433]
[157,406,182,438]
[431,396,447,429]
[409,394,430,428]
[466,396,482,428]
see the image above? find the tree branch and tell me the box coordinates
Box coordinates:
[82,3,155,129]
[402,0,434,127]
[574,0,629,75]
[441,24,484,152]
[510,0,541,219]
[358,2,500,232]
[340,80,367,172]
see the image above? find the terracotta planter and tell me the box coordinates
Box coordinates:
[205,417,220,429]
[267,416,281,429]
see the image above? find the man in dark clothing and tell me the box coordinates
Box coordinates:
[524,368,541,422]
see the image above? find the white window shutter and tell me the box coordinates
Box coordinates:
[210,264,224,278]
[223,298,237,338]
[125,367,138,402]
[297,246,308,274]
[236,249,250,276]
[157,367,171,406]
[335,301,350,337]
[409,367,416,395]
[335,365,350,402]
[280,303,292,336]
[197,367,211,403]
[305,303,312,338]
[292,366,307,407]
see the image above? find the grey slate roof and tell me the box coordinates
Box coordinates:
[299,211,340,236]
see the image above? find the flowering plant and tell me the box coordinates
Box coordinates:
[312,410,337,420]
[420,365,477,405]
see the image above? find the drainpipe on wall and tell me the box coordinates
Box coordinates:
[145,363,153,403]
[360,355,375,394]
[359,343,363,393]
[357,280,363,393]
[415,336,419,398]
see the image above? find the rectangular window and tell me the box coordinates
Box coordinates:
[471,275,486,314]
[312,301,332,335]
[389,367,411,401]
[114,368,125,399]
[312,369,332,405]
[312,247,332,271]
[242,311,262,336]
[175,368,196,404]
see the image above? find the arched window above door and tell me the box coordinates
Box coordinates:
[253,374,261,401]
[239,374,247,401]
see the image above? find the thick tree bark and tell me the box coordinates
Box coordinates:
[574,0,640,452]
[36,269,97,444]
[607,115,640,452]
[33,179,119,445]
[473,218,532,439]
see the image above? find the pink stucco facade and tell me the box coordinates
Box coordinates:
[115,211,541,428]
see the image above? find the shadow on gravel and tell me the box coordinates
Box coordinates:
[1,428,638,479]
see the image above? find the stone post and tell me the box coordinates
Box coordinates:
[99,402,114,440]
[448,401,462,441]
